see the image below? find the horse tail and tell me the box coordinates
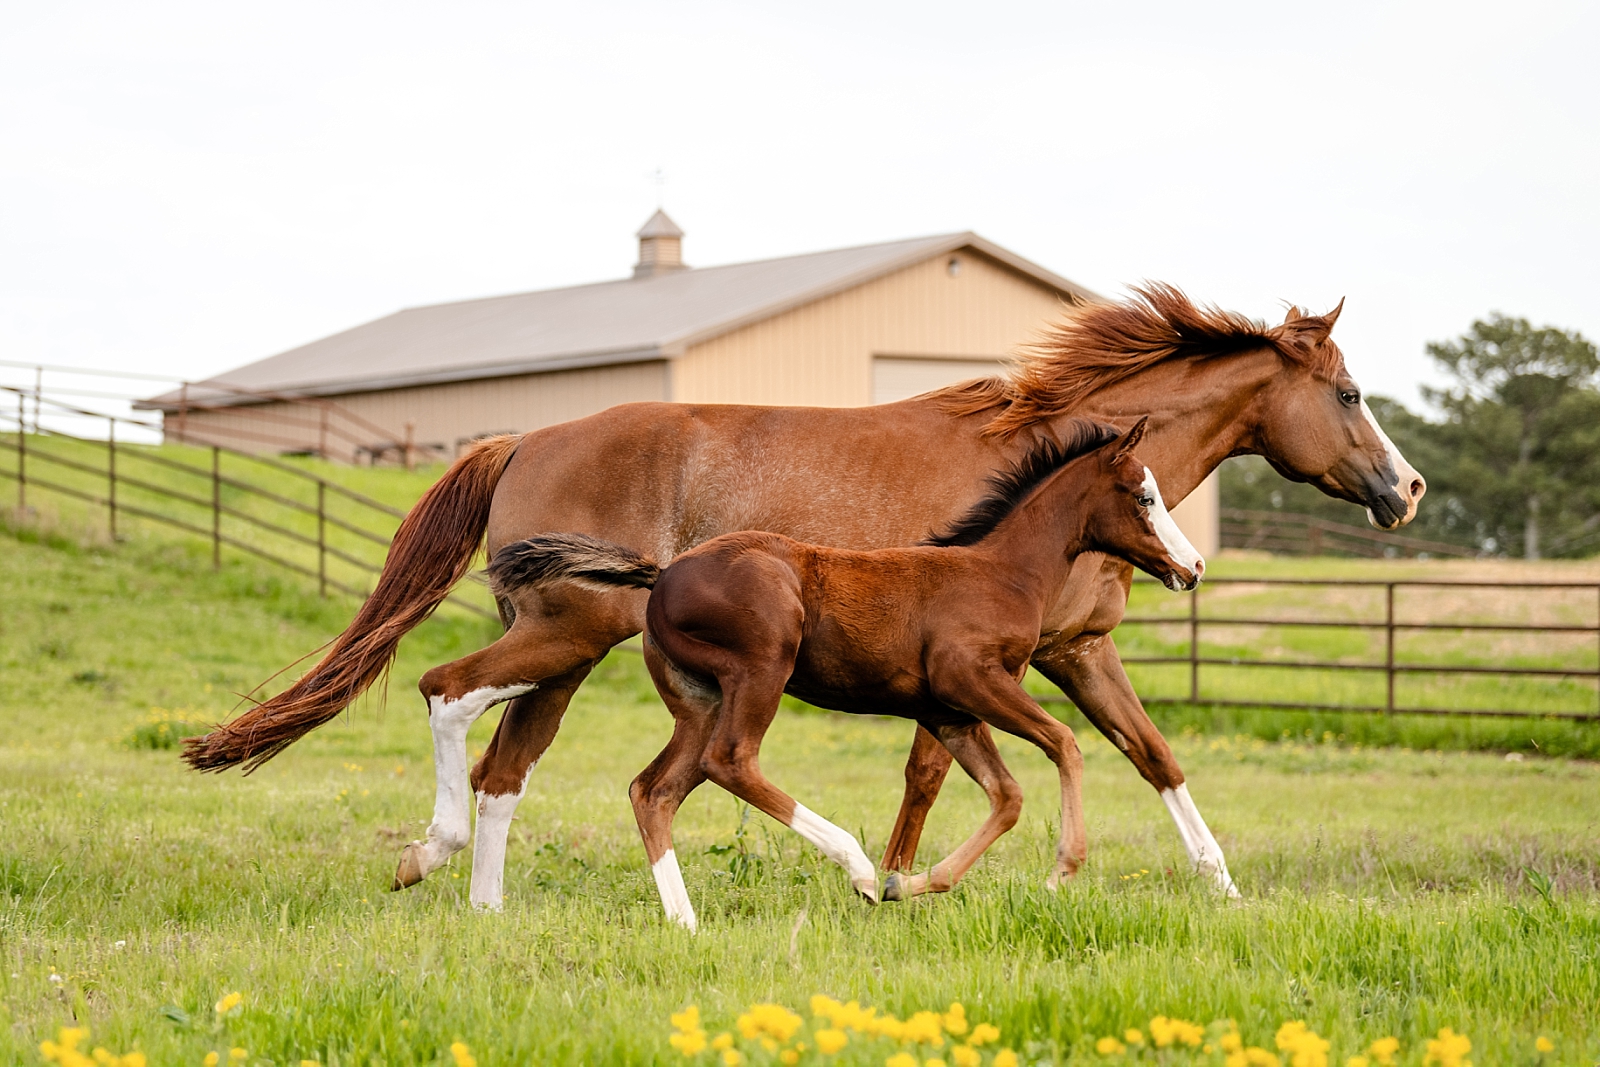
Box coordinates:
[182,433,526,774]
[487,532,661,594]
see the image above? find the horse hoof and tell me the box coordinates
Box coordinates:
[853,876,880,904]
[882,872,906,902]
[392,843,426,891]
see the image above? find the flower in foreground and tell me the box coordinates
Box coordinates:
[204,1055,219,1067]
[815,1028,848,1054]
[1276,1022,1330,1067]
[968,1023,1000,1048]
[1096,1035,1127,1055]
[885,1054,917,1067]
[215,992,244,1016]
[951,1045,981,1067]
[1535,1036,1554,1054]
[992,1050,1018,1067]
[1151,1016,1205,1048]
[1368,1037,1400,1066]
[1423,1028,1471,1067]
[449,1041,477,1067]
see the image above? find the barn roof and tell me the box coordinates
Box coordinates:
[143,230,1094,408]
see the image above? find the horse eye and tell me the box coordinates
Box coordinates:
[1137,495,1154,507]
[1339,389,1360,405]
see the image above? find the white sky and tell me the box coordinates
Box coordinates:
[2,1,1596,412]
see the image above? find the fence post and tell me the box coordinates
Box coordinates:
[177,382,189,445]
[319,406,329,461]
[317,480,327,597]
[33,365,42,434]
[107,416,117,540]
[211,446,221,569]
[1385,583,1396,713]
[15,393,24,512]
[1189,585,1200,702]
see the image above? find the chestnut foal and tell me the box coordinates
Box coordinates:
[487,417,1202,930]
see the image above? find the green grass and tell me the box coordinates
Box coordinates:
[3,514,1599,1065]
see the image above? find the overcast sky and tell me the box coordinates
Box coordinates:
[2,1,1596,411]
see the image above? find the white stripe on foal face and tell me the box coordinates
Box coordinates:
[651,849,697,932]
[790,803,879,901]
[1141,467,1205,590]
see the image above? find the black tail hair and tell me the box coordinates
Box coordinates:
[488,532,661,594]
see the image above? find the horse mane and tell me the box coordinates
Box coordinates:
[935,283,1347,440]
[922,418,1123,548]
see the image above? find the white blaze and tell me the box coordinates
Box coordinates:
[651,849,697,932]
[1359,396,1423,526]
[790,803,879,901]
[1141,467,1205,590]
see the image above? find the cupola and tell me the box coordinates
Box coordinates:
[633,209,688,278]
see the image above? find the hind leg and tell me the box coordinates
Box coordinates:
[393,619,621,893]
[465,667,591,909]
[629,646,721,931]
[700,666,878,902]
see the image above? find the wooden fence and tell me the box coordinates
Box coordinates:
[2,388,493,620]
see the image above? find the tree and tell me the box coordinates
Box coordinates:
[1423,315,1600,559]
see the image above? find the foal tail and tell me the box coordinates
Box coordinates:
[182,433,527,774]
[488,532,661,594]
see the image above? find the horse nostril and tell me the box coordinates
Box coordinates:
[1193,558,1205,579]
[1410,477,1426,499]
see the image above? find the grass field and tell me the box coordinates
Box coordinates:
[3,493,1599,1065]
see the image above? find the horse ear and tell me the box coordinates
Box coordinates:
[1324,297,1345,327]
[1114,416,1149,461]
[1283,305,1303,323]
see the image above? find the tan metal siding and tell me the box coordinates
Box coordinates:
[1168,471,1220,558]
[871,356,1010,405]
[171,360,669,461]
[672,250,1067,407]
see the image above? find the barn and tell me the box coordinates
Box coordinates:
[141,213,1218,550]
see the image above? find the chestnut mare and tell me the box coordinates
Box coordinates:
[184,286,1425,910]
[488,418,1203,929]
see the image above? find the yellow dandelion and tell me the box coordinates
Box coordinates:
[1423,1028,1470,1067]
[215,992,243,1015]
[720,1049,742,1067]
[300,1062,322,1067]
[942,1003,968,1036]
[1244,1048,1282,1067]
[1368,1038,1400,1067]
[1535,1037,1554,1054]
[952,1045,981,1067]
[993,1050,1019,1067]
[904,1011,945,1047]
[1124,1029,1145,1046]
[670,1030,709,1056]
[927,1059,947,1067]
[712,1033,735,1051]
[885,1054,918,1067]
[228,1050,247,1064]
[450,1041,477,1067]
[673,1006,703,1033]
[1096,1036,1127,1055]
[968,1023,1000,1047]
[123,1055,148,1067]
[780,1052,799,1066]
[1221,1033,1244,1053]
[1347,1058,1370,1067]
[816,1029,849,1055]
[204,1054,219,1067]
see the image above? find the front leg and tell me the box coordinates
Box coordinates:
[1032,632,1237,896]
[880,723,954,871]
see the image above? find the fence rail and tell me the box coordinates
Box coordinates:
[2,390,494,620]
[1221,507,1477,559]
[1038,576,1600,723]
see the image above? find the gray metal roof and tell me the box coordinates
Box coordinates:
[143,231,1094,407]
[636,209,685,238]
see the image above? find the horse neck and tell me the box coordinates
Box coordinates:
[1045,347,1280,506]
[968,458,1101,603]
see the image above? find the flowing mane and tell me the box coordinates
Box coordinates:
[922,419,1122,548]
[935,283,1347,439]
